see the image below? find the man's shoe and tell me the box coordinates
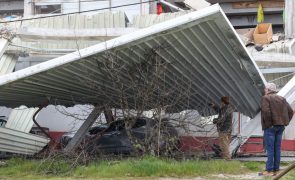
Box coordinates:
[258,171,274,176]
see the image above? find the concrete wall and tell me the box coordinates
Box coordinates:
[0,0,23,17]
[31,0,150,22]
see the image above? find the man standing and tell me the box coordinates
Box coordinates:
[260,83,293,176]
[211,96,234,160]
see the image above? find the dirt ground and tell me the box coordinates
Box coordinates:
[159,172,264,180]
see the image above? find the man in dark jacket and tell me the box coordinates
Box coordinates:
[211,96,234,160]
[260,83,293,176]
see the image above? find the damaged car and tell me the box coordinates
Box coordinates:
[60,117,179,155]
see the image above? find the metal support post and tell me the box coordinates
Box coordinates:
[64,106,102,152]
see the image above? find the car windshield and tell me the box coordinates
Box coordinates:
[131,117,147,128]
[107,120,125,132]
[106,117,148,132]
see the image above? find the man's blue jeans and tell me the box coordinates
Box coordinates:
[264,125,285,172]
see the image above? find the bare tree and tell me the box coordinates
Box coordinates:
[49,43,239,160]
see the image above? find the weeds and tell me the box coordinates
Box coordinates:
[242,161,264,171]
[0,156,256,179]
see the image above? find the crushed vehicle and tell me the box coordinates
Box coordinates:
[60,117,179,155]
[0,116,7,127]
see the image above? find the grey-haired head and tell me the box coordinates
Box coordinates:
[265,83,277,94]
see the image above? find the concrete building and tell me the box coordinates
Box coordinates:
[207,0,285,32]
[0,0,24,18]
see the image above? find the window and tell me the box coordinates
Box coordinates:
[35,4,61,14]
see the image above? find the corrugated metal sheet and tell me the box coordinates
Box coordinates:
[6,11,127,53]
[0,5,265,118]
[0,54,17,75]
[0,39,9,58]
[0,53,38,134]
[21,11,126,28]
[5,106,38,133]
[8,38,99,54]
[0,128,49,155]
[0,50,41,155]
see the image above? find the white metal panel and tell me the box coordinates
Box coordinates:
[5,106,38,133]
[278,76,295,105]
[0,5,265,118]
[0,39,8,58]
[0,127,49,155]
[0,54,17,75]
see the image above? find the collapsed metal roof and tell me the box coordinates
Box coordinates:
[0,4,265,118]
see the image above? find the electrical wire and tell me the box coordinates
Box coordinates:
[269,72,295,83]
[0,0,158,23]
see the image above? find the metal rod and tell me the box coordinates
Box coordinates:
[159,0,185,11]
[273,162,295,180]
[32,100,53,141]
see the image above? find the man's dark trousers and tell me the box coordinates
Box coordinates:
[264,125,285,172]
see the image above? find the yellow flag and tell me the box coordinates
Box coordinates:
[257,4,264,23]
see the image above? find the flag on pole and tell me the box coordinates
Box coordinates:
[257,4,264,23]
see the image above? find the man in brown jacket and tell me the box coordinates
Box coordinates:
[260,83,293,176]
[210,96,234,160]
